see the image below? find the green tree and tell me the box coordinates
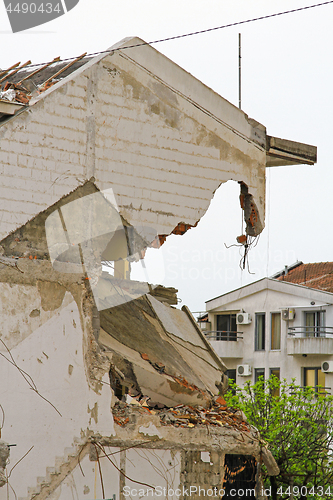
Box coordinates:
[225,377,333,500]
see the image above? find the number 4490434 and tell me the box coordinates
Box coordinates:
[277,485,332,496]
[5,3,62,14]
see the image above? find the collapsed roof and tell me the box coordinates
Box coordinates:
[100,293,227,407]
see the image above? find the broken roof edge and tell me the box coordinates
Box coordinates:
[181,304,227,373]
[0,101,28,128]
[29,49,113,106]
[100,292,227,401]
[266,135,317,167]
[0,99,25,115]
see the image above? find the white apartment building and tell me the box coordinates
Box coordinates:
[203,262,333,393]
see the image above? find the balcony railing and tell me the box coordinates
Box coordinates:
[204,330,243,342]
[314,387,332,395]
[288,326,333,338]
[206,331,244,358]
[287,327,333,355]
[290,387,332,395]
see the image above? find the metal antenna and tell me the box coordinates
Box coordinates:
[238,33,242,109]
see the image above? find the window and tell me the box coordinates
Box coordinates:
[255,313,265,350]
[216,314,237,341]
[305,311,325,337]
[271,313,281,350]
[226,369,236,394]
[304,367,326,394]
[254,368,265,383]
[270,368,280,397]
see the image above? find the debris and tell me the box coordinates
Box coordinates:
[113,415,129,427]
[0,89,16,101]
[0,441,9,487]
[126,395,141,406]
[2,82,31,104]
[37,80,59,93]
[236,235,247,245]
[112,398,250,432]
[215,396,227,408]
[148,284,178,305]
[0,54,89,112]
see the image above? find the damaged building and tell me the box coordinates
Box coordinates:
[0,37,316,499]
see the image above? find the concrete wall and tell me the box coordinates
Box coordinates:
[0,285,113,500]
[0,40,266,242]
[206,280,333,390]
[44,448,181,500]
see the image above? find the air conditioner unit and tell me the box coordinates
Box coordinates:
[322,361,333,373]
[236,313,252,325]
[237,364,252,377]
[282,308,296,321]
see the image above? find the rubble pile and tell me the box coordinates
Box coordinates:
[112,396,250,433]
[0,82,31,104]
[0,80,60,105]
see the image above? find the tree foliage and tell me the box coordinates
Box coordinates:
[225,377,333,500]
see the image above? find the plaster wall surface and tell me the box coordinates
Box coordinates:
[0,282,74,350]
[0,43,266,241]
[48,452,121,500]
[206,280,333,389]
[47,448,181,500]
[125,448,181,498]
[0,288,113,500]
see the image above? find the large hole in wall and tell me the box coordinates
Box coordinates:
[223,455,257,499]
[129,180,245,311]
[42,180,262,314]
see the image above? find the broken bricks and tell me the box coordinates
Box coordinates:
[112,398,250,433]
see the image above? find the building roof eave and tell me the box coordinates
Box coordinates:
[206,278,333,312]
[266,136,317,167]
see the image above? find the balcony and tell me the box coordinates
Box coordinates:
[205,331,244,358]
[287,327,333,356]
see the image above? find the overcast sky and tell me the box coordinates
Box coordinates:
[1,0,332,313]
